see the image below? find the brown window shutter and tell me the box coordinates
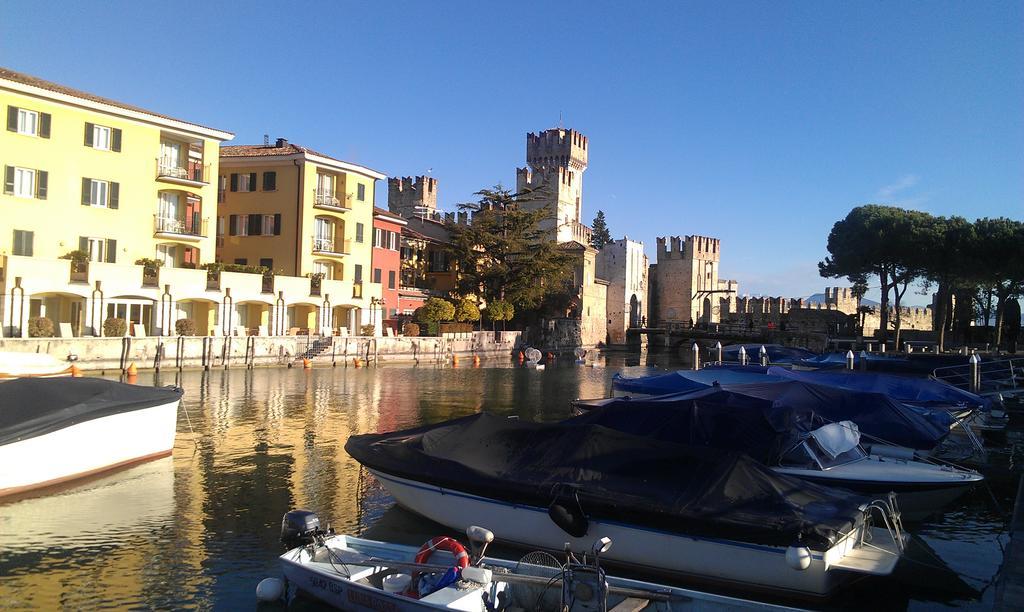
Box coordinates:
[263,171,276,191]
[3,166,14,194]
[82,178,92,205]
[229,214,238,236]
[111,128,122,152]
[230,173,238,192]
[248,214,261,236]
[6,106,17,132]
[84,123,94,146]
[36,170,47,199]
[105,239,117,263]
[79,236,88,252]
[249,172,256,190]
[109,182,119,209]
[39,113,51,138]
[274,213,282,236]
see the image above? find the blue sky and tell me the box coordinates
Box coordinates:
[3,1,1021,303]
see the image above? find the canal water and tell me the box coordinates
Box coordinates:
[0,354,1019,610]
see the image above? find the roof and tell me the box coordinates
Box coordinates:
[0,67,232,139]
[373,207,408,225]
[557,240,592,251]
[220,141,386,179]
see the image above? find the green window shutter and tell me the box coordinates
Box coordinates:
[273,213,282,236]
[82,177,92,205]
[3,166,14,194]
[36,170,47,199]
[84,123,94,146]
[39,113,51,138]
[105,239,116,263]
[229,214,238,236]
[230,173,238,192]
[6,106,17,132]
[25,230,34,256]
[79,236,88,252]
[109,182,119,209]
[12,230,22,256]
[249,172,256,190]
[111,128,122,152]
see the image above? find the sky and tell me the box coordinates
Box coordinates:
[2,1,1021,303]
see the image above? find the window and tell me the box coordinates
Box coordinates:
[17,108,37,135]
[262,214,277,236]
[234,258,248,265]
[388,231,399,250]
[374,227,384,248]
[217,216,225,236]
[12,229,33,256]
[357,183,366,201]
[81,237,116,263]
[373,268,382,283]
[263,171,276,191]
[93,125,110,150]
[388,270,396,290]
[259,258,273,269]
[229,214,249,236]
[354,264,363,283]
[355,222,364,243]
[84,122,121,151]
[313,261,333,280]
[7,106,50,138]
[83,178,117,208]
[156,244,178,267]
[12,167,35,198]
[230,172,256,192]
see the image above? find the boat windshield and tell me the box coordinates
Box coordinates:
[779,442,819,469]
[807,438,866,469]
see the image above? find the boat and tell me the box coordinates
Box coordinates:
[721,344,817,365]
[0,377,182,498]
[271,509,803,610]
[573,388,983,520]
[0,351,72,379]
[346,413,907,599]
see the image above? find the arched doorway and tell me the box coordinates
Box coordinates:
[629,294,640,328]
[701,298,712,325]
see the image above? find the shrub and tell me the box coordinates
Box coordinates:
[439,322,473,334]
[416,297,455,324]
[60,249,90,263]
[28,316,55,337]
[103,317,128,337]
[402,322,420,337]
[175,318,197,336]
[360,324,376,336]
[134,257,164,271]
[454,297,481,323]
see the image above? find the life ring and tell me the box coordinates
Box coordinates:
[415,536,470,569]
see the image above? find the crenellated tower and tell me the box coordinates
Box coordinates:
[388,175,439,220]
[516,128,590,243]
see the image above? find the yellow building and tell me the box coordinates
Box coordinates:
[217,140,386,334]
[0,67,233,337]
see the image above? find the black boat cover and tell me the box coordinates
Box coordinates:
[0,377,182,446]
[346,413,867,550]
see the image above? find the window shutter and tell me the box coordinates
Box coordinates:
[230,173,238,192]
[3,166,14,194]
[111,128,122,152]
[12,230,22,256]
[105,239,117,263]
[274,213,282,236]
[248,214,261,236]
[82,178,91,205]
[6,106,17,132]
[229,214,238,236]
[24,231,34,257]
[249,172,256,190]
[39,113,51,138]
[79,236,88,252]
[84,123,94,146]
[109,182,119,209]
[263,171,276,191]
[36,171,47,199]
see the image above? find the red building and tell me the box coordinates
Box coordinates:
[372,207,406,332]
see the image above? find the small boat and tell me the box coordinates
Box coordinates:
[721,344,817,365]
[574,390,983,520]
[0,351,72,379]
[0,377,182,498]
[269,510,802,610]
[347,413,907,599]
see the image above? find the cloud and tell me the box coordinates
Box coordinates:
[874,174,930,210]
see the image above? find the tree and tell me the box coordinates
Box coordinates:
[447,185,574,315]
[453,297,481,325]
[849,276,871,335]
[591,210,612,251]
[416,297,455,325]
[482,299,515,331]
[916,215,975,351]
[971,217,1024,346]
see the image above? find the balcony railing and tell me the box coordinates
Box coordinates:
[313,191,351,211]
[352,281,363,299]
[312,236,351,255]
[142,266,160,287]
[69,260,88,283]
[261,274,274,294]
[154,214,208,238]
[206,269,220,291]
[156,159,210,185]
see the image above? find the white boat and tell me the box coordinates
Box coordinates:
[0,377,182,498]
[346,414,908,599]
[0,351,72,379]
[272,510,803,611]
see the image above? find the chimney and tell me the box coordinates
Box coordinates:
[276,138,288,148]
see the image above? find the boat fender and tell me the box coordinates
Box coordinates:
[785,546,811,571]
[548,499,588,538]
[461,566,492,585]
[255,577,285,602]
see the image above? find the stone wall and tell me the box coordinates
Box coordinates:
[863,306,934,337]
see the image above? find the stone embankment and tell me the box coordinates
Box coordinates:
[0,331,523,372]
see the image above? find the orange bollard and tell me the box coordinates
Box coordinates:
[303,358,312,369]
[473,355,481,367]
[452,355,460,366]
[70,365,83,377]
[126,362,138,376]
[518,351,525,362]
[353,357,362,368]
[546,352,555,361]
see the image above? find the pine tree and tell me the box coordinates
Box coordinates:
[591,210,612,250]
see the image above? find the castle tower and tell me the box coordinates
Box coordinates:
[650,235,733,325]
[388,175,438,220]
[515,128,590,243]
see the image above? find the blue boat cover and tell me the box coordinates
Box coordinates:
[720,344,817,364]
[612,367,782,395]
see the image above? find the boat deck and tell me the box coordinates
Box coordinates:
[995,473,1024,610]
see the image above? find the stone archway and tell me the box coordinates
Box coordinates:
[629,294,640,328]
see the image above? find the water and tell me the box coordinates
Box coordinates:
[0,354,1018,610]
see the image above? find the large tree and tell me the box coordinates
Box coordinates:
[916,215,974,351]
[447,186,574,315]
[971,217,1024,346]
[591,210,612,251]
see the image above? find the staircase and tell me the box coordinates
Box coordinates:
[296,336,334,361]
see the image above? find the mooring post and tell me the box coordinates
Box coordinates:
[738,346,748,366]
[759,345,768,367]
[692,342,700,370]
[715,341,723,364]
[846,350,855,370]
[859,350,868,371]
[969,353,980,394]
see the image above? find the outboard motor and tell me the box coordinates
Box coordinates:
[281,509,321,550]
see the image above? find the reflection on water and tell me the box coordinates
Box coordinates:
[0,352,1016,609]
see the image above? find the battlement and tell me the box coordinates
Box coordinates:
[388,175,438,217]
[684,235,720,261]
[526,128,588,171]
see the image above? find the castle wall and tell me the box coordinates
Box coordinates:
[597,238,648,344]
[388,176,439,219]
[650,235,729,325]
[863,307,934,336]
[516,128,590,244]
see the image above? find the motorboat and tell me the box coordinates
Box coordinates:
[721,344,817,365]
[574,389,983,520]
[270,509,803,610]
[346,413,907,599]
[0,377,182,498]
[0,351,72,379]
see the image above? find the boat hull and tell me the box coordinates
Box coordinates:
[370,470,870,598]
[775,473,975,521]
[0,400,179,498]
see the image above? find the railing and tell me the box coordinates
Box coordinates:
[69,260,88,282]
[157,159,210,184]
[313,191,350,210]
[261,274,274,294]
[206,269,220,291]
[570,220,593,245]
[352,282,363,299]
[310,275,322,297]
[154,214,207,237]
[933,358,1024,397]
[312,236,351,255]
[142,266,160,287]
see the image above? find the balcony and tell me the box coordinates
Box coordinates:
[313,190,351,212]
[312,236,351,256]
[69,260,89,283]
[155,215,207,242]
[156,159,210,186]
[352,281,363,299]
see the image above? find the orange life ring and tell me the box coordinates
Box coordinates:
[414,536,470,569]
